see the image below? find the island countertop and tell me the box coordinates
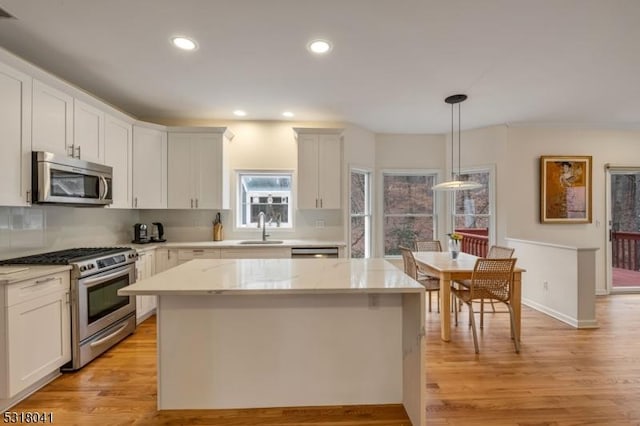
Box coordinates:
[119,258,424,296]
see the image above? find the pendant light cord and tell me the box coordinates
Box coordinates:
[458,101,461,179]
[450,102,454,180]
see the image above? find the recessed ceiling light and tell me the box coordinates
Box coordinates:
[307,39,332,54]
[282,111,295,118]
[171,36,197,51]
[233,110,247,117]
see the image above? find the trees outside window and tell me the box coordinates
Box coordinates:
[382,172,437,256]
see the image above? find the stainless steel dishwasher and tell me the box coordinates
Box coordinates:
[290,247,339,258]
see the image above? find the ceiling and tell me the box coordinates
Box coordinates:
[0,0,639,134]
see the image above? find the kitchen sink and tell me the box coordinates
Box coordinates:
[238,240,284,245]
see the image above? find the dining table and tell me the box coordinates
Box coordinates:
[412,251,526,342]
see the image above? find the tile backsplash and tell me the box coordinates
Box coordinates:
[0,205,344,260]
[0,206,139,260]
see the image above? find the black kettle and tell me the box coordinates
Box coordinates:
[151,222,166,242]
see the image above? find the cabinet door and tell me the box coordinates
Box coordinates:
[73,99,104,163]
[104,115,133,208]
[220,247,291,259]
[194,133,223,209]
[317,134,342,209]
[32,79,73,157]
[7,290,71,397]
[297,134,320,209]
[0,62,31,206]
[132,125,167,208]
[155,248,179,273]
[135,252,155,322]
[167,133,193,209]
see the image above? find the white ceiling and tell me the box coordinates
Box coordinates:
[0,0,639,134]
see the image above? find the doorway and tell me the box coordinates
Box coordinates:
[606,167,640,293]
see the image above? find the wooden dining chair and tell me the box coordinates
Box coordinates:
[451,257,519,354]
[399,246,440,313]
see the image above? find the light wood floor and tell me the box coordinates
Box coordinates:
[12,295,640,425]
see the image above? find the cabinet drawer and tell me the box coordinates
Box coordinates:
[220,247,291,259]
[177,248,221,261]
[6,272,70,307]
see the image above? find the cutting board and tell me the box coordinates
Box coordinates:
[0,266,29,275]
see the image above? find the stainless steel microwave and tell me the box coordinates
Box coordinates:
[32,151,113,206]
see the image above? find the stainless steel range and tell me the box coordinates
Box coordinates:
[0,247,138,370]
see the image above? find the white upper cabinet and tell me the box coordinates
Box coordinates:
[0,61,32,206]
[73,99,104,163]
[167,128,232,210]
[294,128,343,209]
[32,79,74,157]
[104,115,133,208]
[132,124,167,209]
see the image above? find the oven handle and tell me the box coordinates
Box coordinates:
[89,322,129,348]
[81,268,132,288]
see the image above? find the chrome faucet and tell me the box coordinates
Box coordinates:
[258,212,270,241]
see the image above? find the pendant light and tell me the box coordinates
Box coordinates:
[432,94,482,191]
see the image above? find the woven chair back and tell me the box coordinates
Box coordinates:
[487,245,515,258]
[414,240,442,252]
[470,258,517,302]
[398,246,419,279]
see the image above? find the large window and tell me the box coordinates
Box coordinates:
[383,171,437,256]
[237,172,293,228]
[350,169,372,258]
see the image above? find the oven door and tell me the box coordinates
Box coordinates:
[77,264,136,342]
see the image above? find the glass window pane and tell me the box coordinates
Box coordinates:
[384,175,434,214]
[238,173,292,228]
[384,216,434,256]
[454,215,490,229]
[351,172,366,214]
[454,172,489,215]
[351,217,365,258]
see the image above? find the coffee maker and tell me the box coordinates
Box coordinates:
[132,223,150,244]
[151,222,166,242]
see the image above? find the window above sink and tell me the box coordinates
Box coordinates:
[237,171,293,229]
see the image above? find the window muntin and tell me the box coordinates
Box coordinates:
[237,173,293,228]
[383,172,437,256]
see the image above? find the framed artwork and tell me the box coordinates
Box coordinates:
[540,155,592,223]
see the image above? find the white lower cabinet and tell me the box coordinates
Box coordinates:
[1,271,71,399]
[155,248,179,273]
[177,248,221,265]
[220,247,291,259]
[135,250,156,323]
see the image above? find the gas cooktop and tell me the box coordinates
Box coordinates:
[0,247,134,265]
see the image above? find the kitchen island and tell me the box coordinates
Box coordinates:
[120,258,425,426]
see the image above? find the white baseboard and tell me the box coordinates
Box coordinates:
[523,298,599,329]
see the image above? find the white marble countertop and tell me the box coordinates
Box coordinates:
[120,258,424,296]
[0,265,72,285]
[128,239,346,251]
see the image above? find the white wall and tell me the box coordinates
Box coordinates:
[456,125,508,244]
[142,119,375,243]
[505,126,640,293]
